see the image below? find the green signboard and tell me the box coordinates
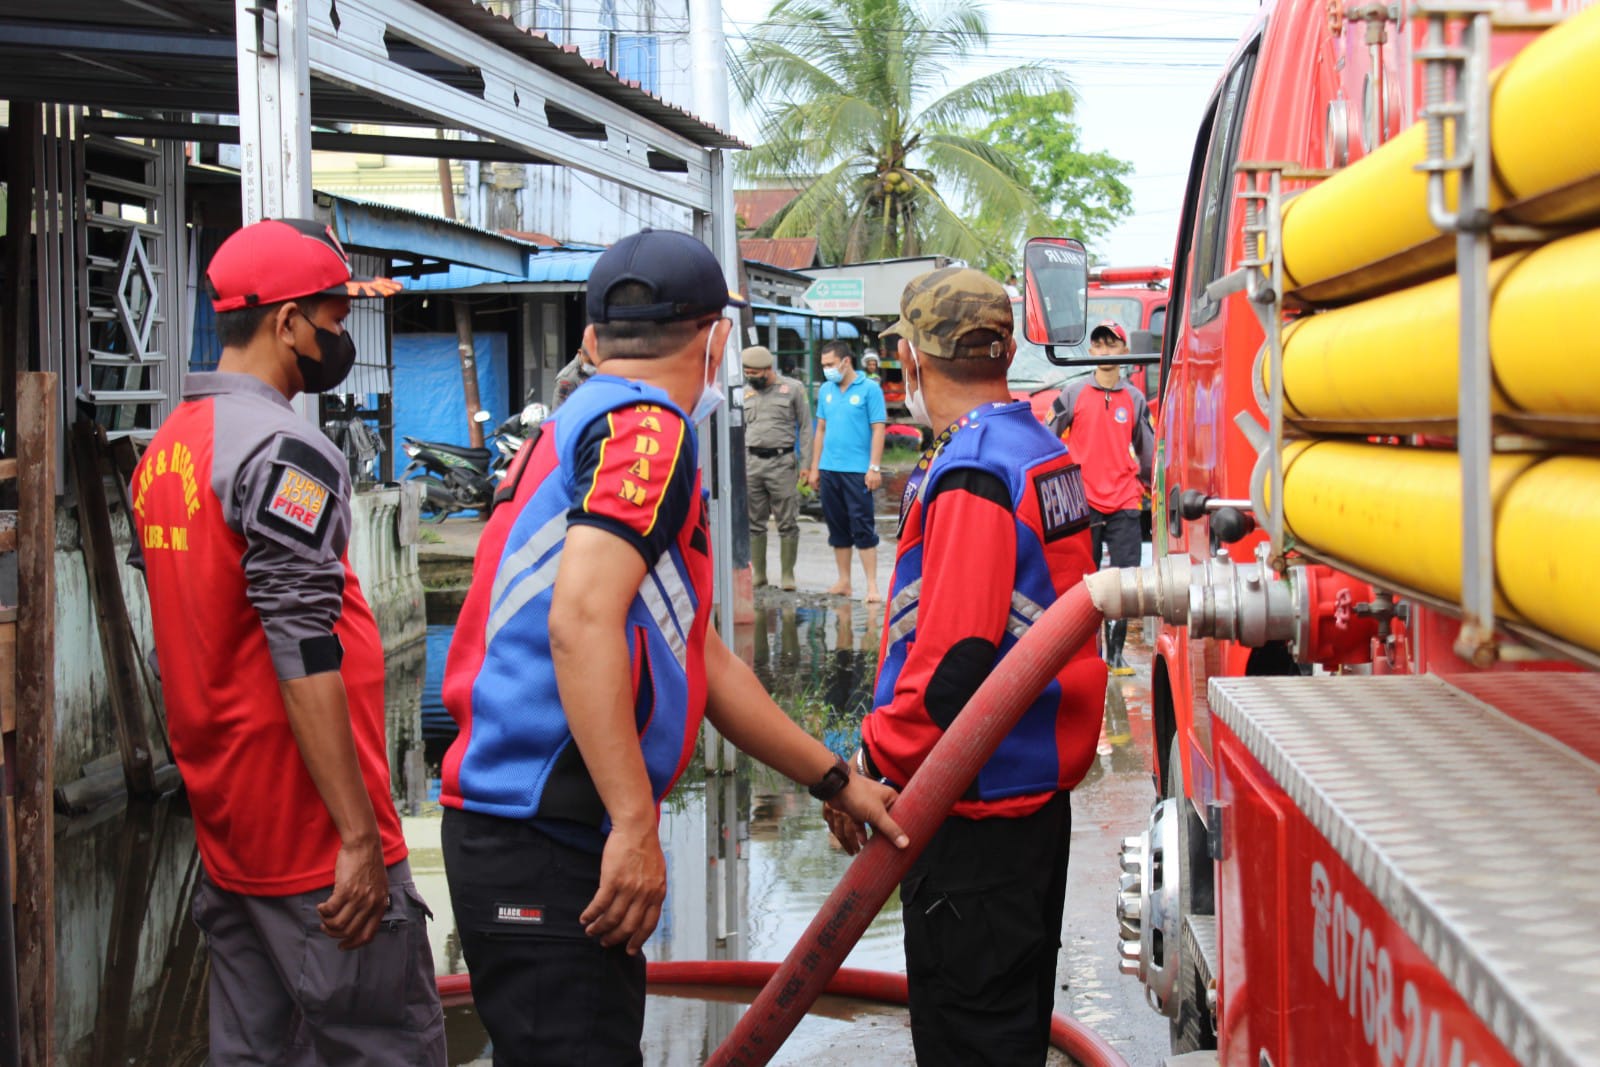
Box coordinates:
[803,277,865,315]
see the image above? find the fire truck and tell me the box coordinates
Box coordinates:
[1030,2,1600,1064]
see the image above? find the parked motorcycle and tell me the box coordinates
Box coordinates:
[489,401,548,479]
[401,403,549,521]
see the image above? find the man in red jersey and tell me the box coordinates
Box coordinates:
[132,218,443,1064]
[1047,319,1154,675]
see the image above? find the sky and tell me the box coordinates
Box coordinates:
[716,0,1264,267]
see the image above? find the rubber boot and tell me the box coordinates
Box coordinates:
[779,535,799,591]
[751,534,769,588]
[1107,619,1133,675]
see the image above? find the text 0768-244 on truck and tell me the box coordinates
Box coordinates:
[1022,2,1600,1065]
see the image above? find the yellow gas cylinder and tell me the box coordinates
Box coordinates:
[1282,5,1600,294]
[1496,455,1600,654]
[1280,442,1600,654]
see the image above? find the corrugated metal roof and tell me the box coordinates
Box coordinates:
[0,1,744,150]
[420,0,747,150]
[400,249,605,291]
[735,188,801,229]
[739,237,820,271]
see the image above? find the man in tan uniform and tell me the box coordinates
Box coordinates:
[743,345,811,590]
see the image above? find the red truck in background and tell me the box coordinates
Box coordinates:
[1089,265,1170,422]
[1019,1,1600,1065]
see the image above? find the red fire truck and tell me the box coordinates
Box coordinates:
[1024,2,1600,1064]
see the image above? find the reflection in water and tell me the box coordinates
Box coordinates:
[54,597,1160,1064]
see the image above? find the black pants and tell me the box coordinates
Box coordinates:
[901,791,1072,1067]
[1092,508,1142,663]
[442,807,645,1067]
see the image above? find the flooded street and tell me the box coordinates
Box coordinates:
[50,536,1170,1066]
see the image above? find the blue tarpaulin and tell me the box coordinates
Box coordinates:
[393,332,510,451]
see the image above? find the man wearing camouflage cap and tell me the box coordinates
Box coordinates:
[742,345,811,590]
[828,266,1106,1067]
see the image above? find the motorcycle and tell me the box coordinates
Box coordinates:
[401,403,549,522]
[489,400,548,479]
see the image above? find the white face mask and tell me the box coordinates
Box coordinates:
[689,320,725,425]
[904,345,931,427]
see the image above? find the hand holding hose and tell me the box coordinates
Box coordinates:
[822,774,907,855]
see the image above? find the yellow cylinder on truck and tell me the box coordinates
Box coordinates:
[1276,258,1519,423]
[1491,2,1600,224]
[1280,441,1600,654]
[1281,4,1600,294]
[1280,123,1500,292]
[1489,228,1600,416]
[1274,228,1600,424]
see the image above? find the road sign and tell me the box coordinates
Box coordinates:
[802,277,865,315]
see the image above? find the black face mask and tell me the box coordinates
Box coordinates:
[294,323,357,393]
[745,373,768,389]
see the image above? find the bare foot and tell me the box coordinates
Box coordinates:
[863,587,883,604]
[826,581,852,597]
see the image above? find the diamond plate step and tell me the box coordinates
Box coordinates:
[1209,674,1600,1067]
[1183,913,1217,989]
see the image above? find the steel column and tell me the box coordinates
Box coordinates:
[235,0,313,223]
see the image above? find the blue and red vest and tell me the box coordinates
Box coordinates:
[865,402,1106,817]
[439,377,713,830]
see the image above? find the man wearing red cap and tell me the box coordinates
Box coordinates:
[1046,319,1154,674]
[131,218,444,1063]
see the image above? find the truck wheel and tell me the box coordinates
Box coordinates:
[1167,744,1217,1053]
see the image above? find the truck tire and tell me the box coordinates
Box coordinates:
[1167,743,1217,1053]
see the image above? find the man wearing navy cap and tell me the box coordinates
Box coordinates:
[439,229,907,1064]
[131,218,445,1063]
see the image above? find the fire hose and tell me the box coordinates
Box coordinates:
[435,580,1127,1067]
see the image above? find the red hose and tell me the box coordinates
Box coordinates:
[707,581,1125,1067]
[437,581,1126,1067]
[439,961,1124,1061]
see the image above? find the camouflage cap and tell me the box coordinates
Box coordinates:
[741,345,775,370]
[888,267,1014,359]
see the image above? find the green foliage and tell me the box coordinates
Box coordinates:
[973,90,1134,272]
[732,0,1066,266]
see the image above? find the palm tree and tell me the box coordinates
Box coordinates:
[733,0,1067,265]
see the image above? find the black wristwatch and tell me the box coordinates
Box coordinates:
[807,758,852,802]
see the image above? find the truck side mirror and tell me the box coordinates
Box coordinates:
[1021,236,1089,349]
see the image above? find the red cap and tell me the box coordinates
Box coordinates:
[204,218,401,312]
[1090,319,1128,344]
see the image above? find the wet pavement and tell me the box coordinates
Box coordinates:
[52,509,1171,1066]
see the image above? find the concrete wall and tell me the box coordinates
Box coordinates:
[50,487,424,784]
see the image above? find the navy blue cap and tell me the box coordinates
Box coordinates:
[586,228,749,324]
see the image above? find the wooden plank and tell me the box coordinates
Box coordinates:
[0,460,16,483]
[67,420,156,798]
[0,622,14,736]
[14,371,56,1067]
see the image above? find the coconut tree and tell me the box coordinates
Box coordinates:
[733,0,1067,265]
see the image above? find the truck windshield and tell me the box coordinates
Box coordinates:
[1088,296,1144,332]
[1009,301,1090,391]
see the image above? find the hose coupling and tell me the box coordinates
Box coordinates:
[1087,553,1297,648]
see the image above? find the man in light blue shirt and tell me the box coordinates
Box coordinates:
[804,341,887,601]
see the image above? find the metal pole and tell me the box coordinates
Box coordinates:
[235,0,312,223]
[691,0,744,771]
[1456,12,1496,664]
[236,0,316,421]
